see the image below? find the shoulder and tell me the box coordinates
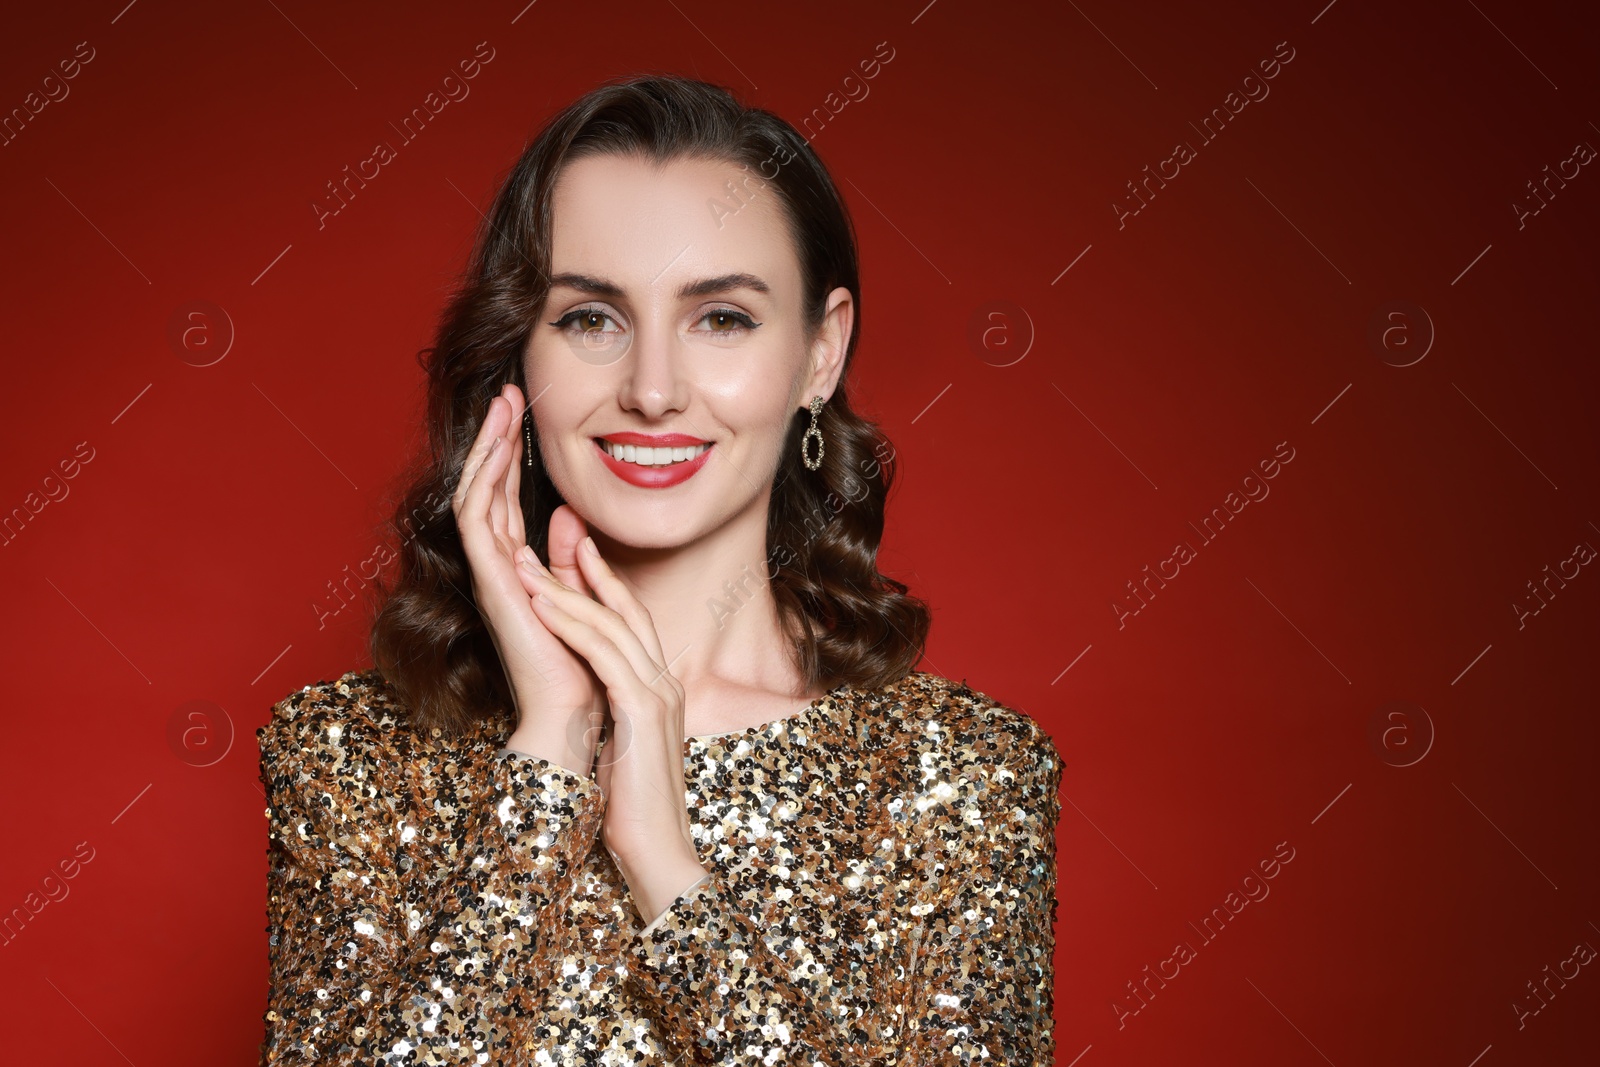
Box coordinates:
[865,670,1064,803]
[256,669,415,860]
[868,670,1063,764]
[257,667,407,770]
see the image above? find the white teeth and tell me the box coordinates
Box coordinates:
[601,440,709,466]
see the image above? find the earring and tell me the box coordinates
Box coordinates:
[523,409,533,469]
[801,395,826,471]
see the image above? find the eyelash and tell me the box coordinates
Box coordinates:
[547,306,762,336]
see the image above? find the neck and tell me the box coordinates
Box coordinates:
[589,496,804,721]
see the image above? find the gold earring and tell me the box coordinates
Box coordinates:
[801,395,825,470]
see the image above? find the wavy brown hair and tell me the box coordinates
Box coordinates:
[367,73,930,738]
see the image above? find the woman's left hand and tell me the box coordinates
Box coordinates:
[518,533,712,922]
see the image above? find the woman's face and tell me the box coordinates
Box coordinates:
[524,152,849,550]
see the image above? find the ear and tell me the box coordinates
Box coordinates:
[803,286,853,406]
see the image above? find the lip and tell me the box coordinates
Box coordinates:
[594,437,714,489]
[597,431,711,447]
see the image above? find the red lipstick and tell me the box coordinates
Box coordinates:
[593,434,714,488]
[601,431,709,447]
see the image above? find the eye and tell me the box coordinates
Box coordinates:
[548,306,623,333]
[697,308,762,335]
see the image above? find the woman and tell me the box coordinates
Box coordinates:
[258,73,1063,1065]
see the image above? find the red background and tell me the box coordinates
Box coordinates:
[2,1,1597,1063]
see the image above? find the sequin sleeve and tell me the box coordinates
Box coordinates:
[623,704,1063,1065]
[257,682,607,1065]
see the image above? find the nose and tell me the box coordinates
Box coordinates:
[617,320,690,420]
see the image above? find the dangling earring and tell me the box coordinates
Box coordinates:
[801,394,826,471]
[523,409,534,469]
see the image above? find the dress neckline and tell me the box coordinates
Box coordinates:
[683,678,856,748]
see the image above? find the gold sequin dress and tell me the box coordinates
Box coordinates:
[257,668,1062,1065]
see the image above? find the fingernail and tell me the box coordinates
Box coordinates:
[581,535,596,555]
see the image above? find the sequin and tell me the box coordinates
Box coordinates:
[257,669,1062,1064]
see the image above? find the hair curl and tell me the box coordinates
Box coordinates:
[367,73,930,737]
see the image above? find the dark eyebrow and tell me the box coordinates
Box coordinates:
[547,271,770,300]
[677,272,770,299]
[548,273,623,299]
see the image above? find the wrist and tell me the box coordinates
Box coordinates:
[615,845,709,927]
[503,710,598,779]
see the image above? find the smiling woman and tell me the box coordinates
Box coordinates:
[257,73,1064,1066]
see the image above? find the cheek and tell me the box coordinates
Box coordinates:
[712,341,809,415]
[712,375,794,442]
[536,426,581,467]
[523,343,562,388]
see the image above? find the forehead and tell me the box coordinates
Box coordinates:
[548,153,799,292]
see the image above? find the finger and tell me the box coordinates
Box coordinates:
[528,591,673,729]
[574,536,666,668]
[512,543,555,601]
[461,427,514,557]
[487,431,515,549]
[524,568,670,688]
[488,385,524,542]
[546,505,595,598]
[488,453,509,548]
[452,396,511,514]
[504,384,528,549]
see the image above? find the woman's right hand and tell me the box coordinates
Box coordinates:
[451,382,604,777]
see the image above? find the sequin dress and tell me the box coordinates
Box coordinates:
[256,668,1063,1065]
